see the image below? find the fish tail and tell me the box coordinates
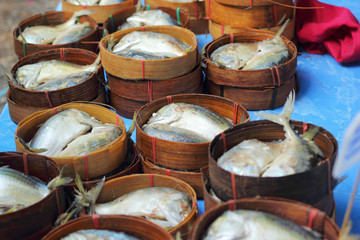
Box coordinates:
[0,65,21,87]
[302,126,325,158]
[274,18,290,39]
[62,10,95,29]
[135,0,143,12]
[47,165,73,190]
[126,111,137,139]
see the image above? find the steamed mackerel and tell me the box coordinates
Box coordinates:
[202,210,321,240]
[66,0,124,5]
[61,229,140,240]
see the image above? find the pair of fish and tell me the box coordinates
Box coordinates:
[210,19,290,70]
[142,103,234,143]
[61,230,140,240]
[14,55,100,91]
[202,209,321,239]
[66,0,124,6]
[108,31,189,60]
[217,91,324,177]
[18,10,94,45]
[28,108,121,157]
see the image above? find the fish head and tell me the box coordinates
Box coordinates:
[147,103,183,125]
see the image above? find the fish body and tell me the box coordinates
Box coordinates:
[0,167,49,215]
[119,10,179,30]
[203,209,321,240]
[61,229,140,240]
[95,187,192,229]
[114,49,168,60]
[145,103,232,142]
[52,22,93,45]
[66,0,123,5]
[32,73,90,91]
[111,31,189,58]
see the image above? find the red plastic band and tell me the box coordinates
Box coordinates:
[249,0,253,7]
[221,25,224,36]
[233,103,238,124]
[142,60,145,79]
[60,48,65,61]
[45,91,53,108]
[273,5,278,24]
[142,26,145,32]
[194,1,199,19]
[55,188,62,215]
[275,66,281,86]
[303,122,308,134]
[53,107,58,115]
[307,208,319,228]
[221,132,227,152]
[84,155,89,181]
[116,115,120,126]
[205,0,210,20]
[152,137,156,163]
[149,174,154,187]
[92,214,100,229]
[228,199,235,211]
[23,153,28,174]
[82,5,87,9]
[270,66,281,86]
[326,158,333,194]
[147,81,153,101]
[231,173,237,200]
[192,201,197,208]
[167,96,172,104]
[229,33,234,43]
[166,169,171,176]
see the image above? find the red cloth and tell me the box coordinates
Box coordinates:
[296,0,360,63]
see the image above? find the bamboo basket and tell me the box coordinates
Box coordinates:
[144,0,208,34]
[0,152,67,240]
[209,16,296,40]
[64,138,140,200]
[141,157,204,198]
[215,0,293,7]
[9,48,103,109]
[14,102,127,180]
[189,198,339,240]
[94,174,198,239]
[42,215,174,240]
[208,120,338,215]
[136,93,249,170]
[61,0,137,23]
[205,0,293,28]
[13,11,99,58]
[100,25,198,80]
[103,5,190,34]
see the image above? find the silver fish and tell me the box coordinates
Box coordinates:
[0,167,49,215]
[66,0,124,5]
[18,10,94,45]
[15,55,100,90]
[32,73,91,91]
[118,9,180,30]
[110,31,189,59]
[210,19,290,70]
[94,187,192,229]
[52,22,93,45]
[61,229,140,240]
[202,209,321,240]
[113,49,168,60]
[144,103,233,142]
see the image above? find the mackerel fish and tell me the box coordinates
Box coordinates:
[15,54,100,90]
[202,209,321,240]
[18,10,94,45]
[28,108,121,157]
[143,103,233,143]
[66,0,124,6]
[94,187,192,229]
[217,91,324,177]
[109,31,189,59]
[210,19,290,70]
[61,229,140,240]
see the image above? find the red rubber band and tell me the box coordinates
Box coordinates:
[147,81,153,101]
[229,33,234,43]
[233,103,238,124]
[194,1,199,19]
[303,122,308,134]
[92,214,100,229]
[45,91,53,108]
[228,199,235,211]
[82,5,87,9]
[231,173,237,200]
[55,188,62,215]
[142,26,145,32]
[142,60,145,79]
[84,155,89,181]
[205,0,210,20]
[307,208,319,228]
[221,132,227,152]
[250,0,253,7]
[166,169,171,176]
[116,115,120,126]
[53,107,58,115]
[60,48,65,61]
[23,153,28,174]
[275,66,281,86]
[273,5,278,24]
[152,137,156,163]
[221,25,224,36]
[149,174,154,187]
[167,96,172,104]
[192,201,197,208]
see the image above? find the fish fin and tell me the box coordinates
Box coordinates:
[87,177,105,214]
[135,0,142,12]
[274,18,290,39]
[0,65,22,87]
[47,165,73,190]
[126,111,137,138]
[16,135,48,153]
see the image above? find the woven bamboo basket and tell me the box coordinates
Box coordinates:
[13,11,99,58]
[136,93,249,170]
[144,0,208,34]
[189,198,339,240]
[100,25,198,80]
[64,138,140,200]
[205,0,293,28]
[215,0,293,7]
[208,16,296,40]
[42,215,173,240]
[208,120,338,215]
[61,0,137,23]
[14,102,127,180]
[94,174,197,239]
[9,48,103,109]
[0,152,67,240]
[103,5,190,34]
[141,157,204,198]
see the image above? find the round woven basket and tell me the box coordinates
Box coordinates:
[42,214,174,240]
[61,0,137,23]
[0,152,67,240]
[99,25,198,80]
[189,197,339,240]
[13,11,99,58]
[136,93,249,170]
[208,120,338,215]
[215,0,293,7]
[15,102,128,180]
